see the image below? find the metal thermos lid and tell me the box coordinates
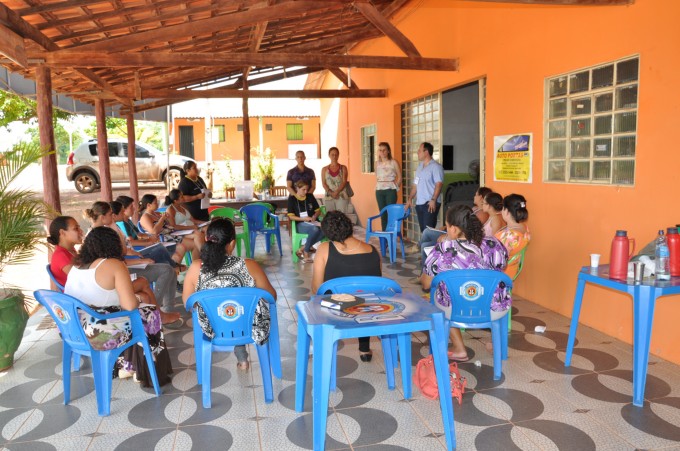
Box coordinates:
[615,230,627,236]
[667,227,678,235]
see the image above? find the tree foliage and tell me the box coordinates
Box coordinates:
[83,117,164,150]
[0,90,72,128]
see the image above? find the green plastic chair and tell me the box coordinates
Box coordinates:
[209,207,251,258]
[506,245,528,331]
[291,205,327,263]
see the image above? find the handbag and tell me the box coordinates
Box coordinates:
[345,181,354,197]
[414,354,467,404]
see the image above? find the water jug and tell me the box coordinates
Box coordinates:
[667,227,680,277]
[609,230,635,280]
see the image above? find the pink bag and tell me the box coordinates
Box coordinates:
[414,355,467,404]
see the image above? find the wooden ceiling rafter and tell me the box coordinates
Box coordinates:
[0,1,133,106]
[328,68,359,90]
[124,88,387,99]
[354,2,420,57]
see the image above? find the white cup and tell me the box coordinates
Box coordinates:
[590,253,601,268]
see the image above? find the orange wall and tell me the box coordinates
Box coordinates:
[173,117,320,161]
[322,0,680,363]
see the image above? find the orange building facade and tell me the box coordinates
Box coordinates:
[171,116,321,162]
[320,1,680,363]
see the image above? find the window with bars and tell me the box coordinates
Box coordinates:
[265,123,273,131]
[361,124,376,173]
[544,56,638,186]
[286,123,303,140]
[400,93,441,242]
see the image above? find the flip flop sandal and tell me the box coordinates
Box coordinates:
[163,318,184,329]
[447,352,470,363]
[295,249,305,261]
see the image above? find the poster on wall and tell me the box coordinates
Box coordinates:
[493,133,532,183]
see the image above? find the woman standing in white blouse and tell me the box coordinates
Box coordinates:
[374,142,401,231]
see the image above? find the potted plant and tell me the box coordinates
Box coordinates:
[253,147,276,196]
[0,142,48,371]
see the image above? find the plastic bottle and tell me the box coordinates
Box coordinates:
[666,227,680,277]
[609,230,634,280]
[655,230,670,281]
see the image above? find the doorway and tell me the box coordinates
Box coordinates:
[400,79,485,243]
[179,125,195,159]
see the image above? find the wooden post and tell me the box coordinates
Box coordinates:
[242,80,251,180]
[95,99,112,201]
[35,65,61,216]
[126,113,140,221]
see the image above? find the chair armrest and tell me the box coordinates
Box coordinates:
[77,303,142,322]
[267,211,280,227]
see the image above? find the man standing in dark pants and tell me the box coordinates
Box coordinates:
[405,142,444,275]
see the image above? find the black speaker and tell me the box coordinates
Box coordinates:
[442,145,454,170]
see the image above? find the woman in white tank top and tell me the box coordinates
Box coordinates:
[65,227,173,387]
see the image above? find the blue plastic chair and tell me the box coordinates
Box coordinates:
[365,205,411,263]
[430,269,513,380]
[239,204,282,257]
[316,276,402,391]
[46,264,65,292]
[186,287,278,408]
[33,290,161,416]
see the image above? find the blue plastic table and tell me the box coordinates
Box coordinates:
[295,291,455,450]
[565,265,680,406]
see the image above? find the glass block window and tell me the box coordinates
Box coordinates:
[361,124,376,173]
[545,56,638,185]
[400,93,441,242]
[265,123,273,131]
[286,123,303,140]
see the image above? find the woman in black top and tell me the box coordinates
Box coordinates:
[177,161,210,221]
[288,180,325,263]
[312,211,381,362]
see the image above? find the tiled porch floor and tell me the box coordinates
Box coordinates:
[2,231,680,450]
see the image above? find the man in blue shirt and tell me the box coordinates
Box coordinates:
[286,150,316,197]
[406,142,444,234]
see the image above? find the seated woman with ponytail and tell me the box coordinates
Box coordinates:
[163,189,205,253]
[496,194,531,280]
[182,218,275,371]
[420,205,509,362]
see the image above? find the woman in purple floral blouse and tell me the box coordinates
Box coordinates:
[421,205,509,362]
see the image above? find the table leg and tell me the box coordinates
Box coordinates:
[295,318,311,412]
[397,333,412,399]
[430,313,456,451]
[380,335,396,390]
[312,326,334,451]
[632,286,656,407]
[565,277,587,366]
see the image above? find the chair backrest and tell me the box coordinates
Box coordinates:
[186,287,275,347]
[269,186,288,197]
[210,207,241,222]
[45,264,65,292]
[509,245,529,281]
[225,187,236,199]
[34,289,94,352]
[240,204,275,231]
[430,269,513,324]
[381,204,410,232]
[116,221,130,238]
[317,276,402,295]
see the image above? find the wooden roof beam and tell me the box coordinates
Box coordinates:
[62,1,341,53]
[0,23,28,67]
[328,68,359,90]
[36,51,459,71]
[129,88,387,99]
[354,2,420,57]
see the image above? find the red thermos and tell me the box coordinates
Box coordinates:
[609,230,635,280]
[667,227,680,277]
